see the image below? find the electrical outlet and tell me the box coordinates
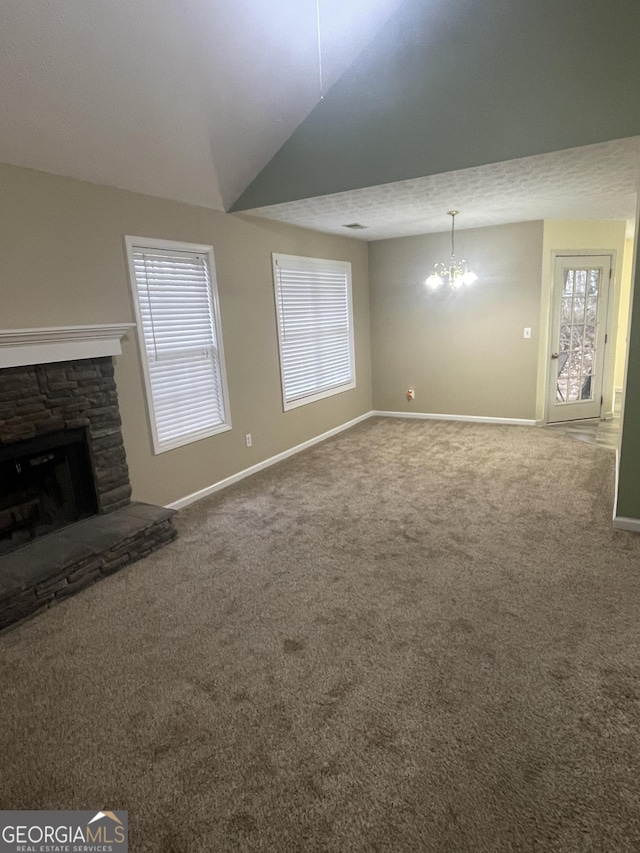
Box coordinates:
[523,327,532,339]
[245,433,252,448]
[407,389,415,401]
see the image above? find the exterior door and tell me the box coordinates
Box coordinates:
[546,254,612,423]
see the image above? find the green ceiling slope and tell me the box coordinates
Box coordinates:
[231,0,640,211]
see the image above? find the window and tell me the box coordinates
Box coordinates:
[125,237,231,454]
[272,254,356,411]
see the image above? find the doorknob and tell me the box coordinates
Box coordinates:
[551,352,560,359]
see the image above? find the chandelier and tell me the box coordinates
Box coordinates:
[425,210,478,290]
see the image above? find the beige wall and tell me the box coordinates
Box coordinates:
[0,164,372,506]
[614,237,636,391]
[369,221,544,419]
[537,220,627,421]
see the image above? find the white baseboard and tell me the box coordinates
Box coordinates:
[167,409,543,511]
[167,411,373,510]
[613,516,640,533]
[372,410,540,427]
[166,407,640,531]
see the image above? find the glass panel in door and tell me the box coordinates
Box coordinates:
[547,255,611,423]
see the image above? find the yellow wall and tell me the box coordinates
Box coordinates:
[537,220,627,421]
[0,164,372,506]
[614,237,636,391]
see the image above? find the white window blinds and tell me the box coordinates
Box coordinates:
[126,238,231,454]
[273,254,356,410]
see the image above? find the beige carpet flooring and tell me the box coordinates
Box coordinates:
[2,418,640,852]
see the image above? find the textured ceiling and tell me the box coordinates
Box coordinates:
[0,0,404,210]
[240,138,640,241]
[1,1,638,238]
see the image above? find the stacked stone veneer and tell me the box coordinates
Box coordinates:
[0,356,178,631]
[0,502,176,631]
[0,357,131,512]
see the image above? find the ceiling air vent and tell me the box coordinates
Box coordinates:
[342,223,367,230]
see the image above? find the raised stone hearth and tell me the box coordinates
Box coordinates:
[0,332,177,630]
[0,502,176,631]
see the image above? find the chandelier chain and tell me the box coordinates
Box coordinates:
[451,212,455,258]
[316,0,324,99]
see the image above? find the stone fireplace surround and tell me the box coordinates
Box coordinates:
[0,325,176,630]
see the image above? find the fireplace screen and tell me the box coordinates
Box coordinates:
[0,429,98,556]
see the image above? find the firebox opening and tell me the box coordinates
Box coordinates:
[0,428,98,556]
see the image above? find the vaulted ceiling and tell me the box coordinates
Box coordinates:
[233,0,640,238]
[1,0,638,239]
[0,0,404,210]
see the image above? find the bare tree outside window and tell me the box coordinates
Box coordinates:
[556,268,599,403]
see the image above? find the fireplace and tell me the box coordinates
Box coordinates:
[0,428,98,556]
[0,325,177,631]
[0,356,132,513]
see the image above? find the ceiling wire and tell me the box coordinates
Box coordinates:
[316,0,324,99]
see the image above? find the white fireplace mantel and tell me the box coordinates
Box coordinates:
[0,324,136,369]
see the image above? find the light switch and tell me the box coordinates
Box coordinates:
[523,327,532,339]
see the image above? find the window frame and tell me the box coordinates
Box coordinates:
[272,253,356,412]
[125,235,232,455]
